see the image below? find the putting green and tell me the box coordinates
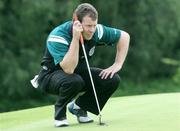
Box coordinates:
[0,93,180,131]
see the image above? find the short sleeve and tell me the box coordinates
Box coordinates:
[47,35,69,65]
[96,24,121,46]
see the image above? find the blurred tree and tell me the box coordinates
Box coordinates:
[0,0,81,112]
[162,58,180,84]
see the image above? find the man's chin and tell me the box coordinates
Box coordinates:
[85,36,93,40]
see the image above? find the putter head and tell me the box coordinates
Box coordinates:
[98,115,107,126]
[99,122,107,126]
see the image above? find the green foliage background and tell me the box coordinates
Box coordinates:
[0,0,180,112]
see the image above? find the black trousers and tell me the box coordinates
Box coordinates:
[39,67,120,120]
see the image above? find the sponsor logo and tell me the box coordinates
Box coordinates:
[89,46,95,56]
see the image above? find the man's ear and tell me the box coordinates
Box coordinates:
[73,13,78,22]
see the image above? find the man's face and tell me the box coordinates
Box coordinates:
[81,15,97,40]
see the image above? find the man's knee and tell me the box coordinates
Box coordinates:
[99,73,120,92]
[109,73,121,89]
[70,74,85,90]
[61,74,85,92]
[113,73,121,85]
[102,73,120,94]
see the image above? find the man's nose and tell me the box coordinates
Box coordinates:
[89,27,95,33]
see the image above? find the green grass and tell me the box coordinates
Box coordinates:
[0,93,180,131]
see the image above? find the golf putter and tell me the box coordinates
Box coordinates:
[73,14,106,126]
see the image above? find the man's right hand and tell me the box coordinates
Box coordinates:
[73,20,83,40]
[59,21,82,74]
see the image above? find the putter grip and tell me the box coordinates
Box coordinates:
[80,35,84,44]
[73,14,84,44]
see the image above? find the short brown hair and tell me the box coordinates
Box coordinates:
[74,3,98,22]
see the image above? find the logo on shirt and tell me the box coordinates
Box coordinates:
[89,46,95,56]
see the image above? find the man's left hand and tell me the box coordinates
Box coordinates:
[99,63,121,79]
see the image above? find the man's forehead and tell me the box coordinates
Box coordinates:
[82,16,97,24]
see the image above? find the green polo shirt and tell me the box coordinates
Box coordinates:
[47,21,121,65]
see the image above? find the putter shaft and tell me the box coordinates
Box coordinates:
[81,43,102,124]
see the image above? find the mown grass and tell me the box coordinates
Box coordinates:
[0,93,180,131]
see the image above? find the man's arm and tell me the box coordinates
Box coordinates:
[60,21,83,74]
[99,31,130,79]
